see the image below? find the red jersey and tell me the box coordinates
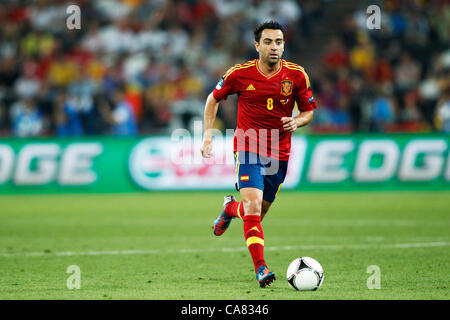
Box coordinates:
[213,59,317,161]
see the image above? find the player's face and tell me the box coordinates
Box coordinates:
[255,29,285,66]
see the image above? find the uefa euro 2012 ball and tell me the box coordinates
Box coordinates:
[286,257,324,291]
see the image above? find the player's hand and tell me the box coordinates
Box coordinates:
[201,139,213,158]
[281,117,299,132]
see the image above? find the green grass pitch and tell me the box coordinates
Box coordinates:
[0,191,448,300]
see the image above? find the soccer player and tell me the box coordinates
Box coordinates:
[200,21,317,287]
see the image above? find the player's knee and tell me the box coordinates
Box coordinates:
[242,198,262,215]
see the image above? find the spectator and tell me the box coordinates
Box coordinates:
[434,88,450,133]
[14,60,41,100]
[48,54,80,88]
[394,52,421,93]
[103,87,138,136]
[370,84,396,132]
[399,90,424,131]
[349,34,375,73]
[323,37,348,71]
[0,96,8,134]
[10,98,44,137]
[54,91,83,136]
[169,91,204,134]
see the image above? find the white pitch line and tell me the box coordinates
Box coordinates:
[0,242,448,258]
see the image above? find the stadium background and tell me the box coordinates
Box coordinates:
[1,0,449,137]
[0,0,449,300]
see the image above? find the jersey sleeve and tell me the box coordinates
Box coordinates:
[294,69,317,112]
[212,68,238,101]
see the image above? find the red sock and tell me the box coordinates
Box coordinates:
[243,215,266,272]
[225,201,245,219]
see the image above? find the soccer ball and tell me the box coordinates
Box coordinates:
[286,257,324,291]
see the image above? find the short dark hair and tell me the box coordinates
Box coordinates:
[254,21,286,43]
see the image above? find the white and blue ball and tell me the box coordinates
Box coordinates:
[286,257,324,291]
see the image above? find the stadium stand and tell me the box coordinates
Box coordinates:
[0,0,448,136]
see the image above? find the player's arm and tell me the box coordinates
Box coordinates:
[281,108,314,132]
[282,69,317,132]
[201,69,237,158]
[201,92,219,158]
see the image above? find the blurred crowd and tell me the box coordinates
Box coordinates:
[313,0,450,133]
[0,0,448,138]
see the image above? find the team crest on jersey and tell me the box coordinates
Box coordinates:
[281,80,293,96]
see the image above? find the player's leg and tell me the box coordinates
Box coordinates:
[221,197,270,221]
[217,195,266,224]
[226,198,272,223]
[240,187,262,215]
[213,151,275,286]
[226,198,272,221]
[259,159,288,221]
[225,151,264,219]
[223,195,245,219]
[213,151,259,234]
[224,151,247,219]
[240,187,275,287]
[260,200,272,221]
[212,152,246,235]
[244,160,286,286]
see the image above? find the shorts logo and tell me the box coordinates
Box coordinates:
[240,175,249,181]
[216,78,224,90]
[281,80,293,96]
[308,96,315,103]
